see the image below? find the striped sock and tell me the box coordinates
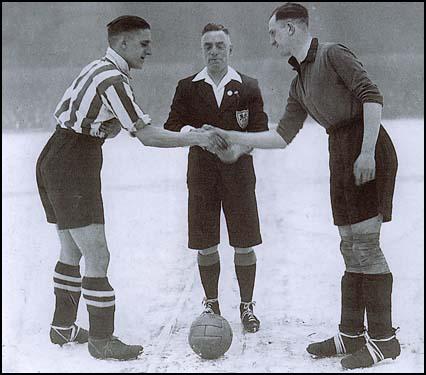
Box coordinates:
[52,262,82,327]
[82,277,115,339]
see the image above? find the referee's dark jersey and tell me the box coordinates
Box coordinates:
[54,47,150,138]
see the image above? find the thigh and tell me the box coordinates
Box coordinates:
[188,184,221,250]
[42,136,104,230]
[329,124,380,225]
[222,185,262,248]
[338,224,353,238]
[351,214,383,235]
[57,228,82,265]
[68,223,109,257]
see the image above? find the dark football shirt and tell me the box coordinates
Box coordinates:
[276,38,383,144]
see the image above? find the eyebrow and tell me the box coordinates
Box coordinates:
[203,41,226,46]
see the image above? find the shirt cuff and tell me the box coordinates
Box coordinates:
[129,114,152,137]
[180,125,195,133]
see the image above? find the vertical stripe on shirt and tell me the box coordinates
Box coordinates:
[64,64,116,129]
[54,57,147,137]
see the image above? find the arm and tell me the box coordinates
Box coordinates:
[134,120,227,149]
[209,81,305,150]
[353,102,382,185]
[101,79,226,149]
[205,126,287,149]
[327,44,383,105]
[327,45,384,185]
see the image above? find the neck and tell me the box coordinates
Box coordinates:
[207,66,228,86]
[292,34,312,63]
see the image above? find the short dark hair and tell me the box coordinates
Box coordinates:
[107,15,150,40]
[271,3,309,27]
[201,23,230,36]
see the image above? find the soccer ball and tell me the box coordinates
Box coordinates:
[188,313,233,359]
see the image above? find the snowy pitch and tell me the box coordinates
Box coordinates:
[2,119,424,372]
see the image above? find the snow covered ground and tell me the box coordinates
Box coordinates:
[2,119,424,373]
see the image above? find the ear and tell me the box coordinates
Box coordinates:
[288,23,295,36]
[229,44,233,55]
[119,36,127,50]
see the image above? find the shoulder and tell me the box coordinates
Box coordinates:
[238,73,260,90]
[176,74,198,87]
[93,60,127,84]
[321,42,358,60]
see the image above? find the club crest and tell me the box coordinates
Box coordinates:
[236,109,249,129]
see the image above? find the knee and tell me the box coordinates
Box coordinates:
[352,233,390,274]
[197,246,219,266]
[85,245,110,271]
[60,245,82,263]
[234,247,256,266]
[339,235,360,272]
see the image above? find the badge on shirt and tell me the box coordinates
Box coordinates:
[236,109,249,129]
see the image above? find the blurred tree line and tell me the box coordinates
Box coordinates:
[2,2,424,130]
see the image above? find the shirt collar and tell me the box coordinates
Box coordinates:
[105,47,130,77]
[288,37,319,71]
[192,66,242,87]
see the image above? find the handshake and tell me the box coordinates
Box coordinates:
[191,124,252,164]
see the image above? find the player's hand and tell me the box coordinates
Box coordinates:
[99,118,122,138]
[196,130,228,151]
[214,144,244,164]
[353,152,376,185]
[202,124,231,142]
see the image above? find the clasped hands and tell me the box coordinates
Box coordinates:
[191,125,245,164]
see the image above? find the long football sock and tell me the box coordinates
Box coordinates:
[52,261,82,327]
[82,277,115,339]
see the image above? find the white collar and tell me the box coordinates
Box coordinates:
[192,66,242,88]
[105,47,130,77]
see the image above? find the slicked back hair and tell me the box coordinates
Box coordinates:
[271,3,309,27]
[202,23,230,36]
[107,15,151,44]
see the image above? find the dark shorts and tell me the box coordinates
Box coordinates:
[36,126,105,230]
[327,119,398,226]
[187,147,262,250]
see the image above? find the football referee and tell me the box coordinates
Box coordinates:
[36,15,226,361]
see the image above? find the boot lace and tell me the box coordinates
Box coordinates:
[241,301,257,322]
[202,297,218,314]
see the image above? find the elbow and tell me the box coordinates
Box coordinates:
[137,132,157,147]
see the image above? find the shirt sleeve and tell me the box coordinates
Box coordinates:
[163,80,190,132]
[326,44,384,106]
[276,80,308,145]
[101,77,151,134]
[247,79,269,132]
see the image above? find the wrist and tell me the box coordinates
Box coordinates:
[359,148,375,156]
[188,131,201,146]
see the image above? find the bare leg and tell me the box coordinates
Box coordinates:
[56,228,82,266]
[68,224,110,277]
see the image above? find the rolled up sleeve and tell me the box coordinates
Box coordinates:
[276,81,308,145]
[327,44,383,106]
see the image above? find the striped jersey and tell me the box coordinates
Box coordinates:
[54,47,151,138]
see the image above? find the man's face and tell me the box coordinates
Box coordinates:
[201,31,231,73]
[120,28,152,69]
[268,15,291,57]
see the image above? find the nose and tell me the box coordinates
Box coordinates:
[269,35,277,47]
[145,45,152,55]
[209,46,218,55]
